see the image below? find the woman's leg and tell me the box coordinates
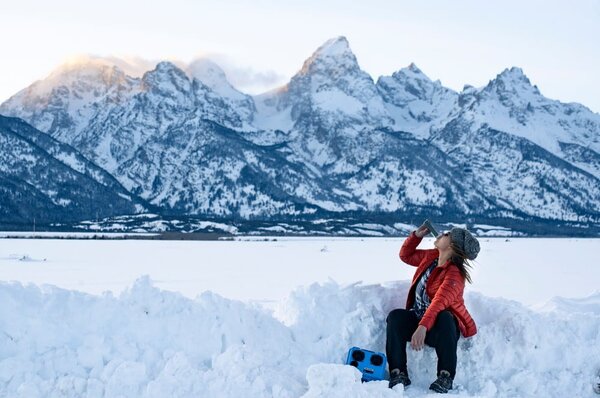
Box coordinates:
[386,308,419,373]
[424,310,460,378]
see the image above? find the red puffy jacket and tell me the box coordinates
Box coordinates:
[399,232,477,338]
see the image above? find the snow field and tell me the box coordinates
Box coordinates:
[1,277,599,397]
[1,237,599,306]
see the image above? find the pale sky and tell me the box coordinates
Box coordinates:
[1,0,598,112]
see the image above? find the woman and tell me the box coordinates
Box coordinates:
[386,223,480,393]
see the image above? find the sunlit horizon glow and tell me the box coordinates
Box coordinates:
[0,0,598,112]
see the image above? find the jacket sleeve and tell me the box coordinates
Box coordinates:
[419,266,465,331]
[399,231,427,267]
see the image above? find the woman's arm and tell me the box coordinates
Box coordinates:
[399,225,429,267]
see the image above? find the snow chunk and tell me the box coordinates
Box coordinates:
[301,364,396,397]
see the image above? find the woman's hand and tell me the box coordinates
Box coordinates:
[414,224,429,238]
[411,325,427,350]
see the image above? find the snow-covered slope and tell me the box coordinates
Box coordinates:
[0,116,144,224]
[0,277,598,397]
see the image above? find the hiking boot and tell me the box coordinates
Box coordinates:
[388,368,411,389]
[429,370,453,393]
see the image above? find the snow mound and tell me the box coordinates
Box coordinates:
[0,277,599,397]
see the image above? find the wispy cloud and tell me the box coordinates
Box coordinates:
[191,53,288,95]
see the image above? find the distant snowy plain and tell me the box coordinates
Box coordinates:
[1,237,599,397]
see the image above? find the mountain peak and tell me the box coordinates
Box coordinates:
[394,63,431,81]
[154,61,182,73]
[142,61,192,97]
[407,62,423,74]
[5,55,130,104]
[483,66,540,97]
[47,54,164,80]
[144,61,189,82]
[186,58,248,101]
[496,67,531,84]
[298,36,359,76]
[187,58,227,83]
[262,35,390,133]
[43,56,127,87]
[50,55,162,80]
[313,36,351,58]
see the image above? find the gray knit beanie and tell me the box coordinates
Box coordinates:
[449,227,480,260]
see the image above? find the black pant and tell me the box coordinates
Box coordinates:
[386,309,460,378]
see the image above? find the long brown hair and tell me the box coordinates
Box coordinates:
[449,243,473,284]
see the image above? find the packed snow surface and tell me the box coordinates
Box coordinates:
[1,238,599,397]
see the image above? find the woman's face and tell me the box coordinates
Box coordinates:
[434,231,452,251]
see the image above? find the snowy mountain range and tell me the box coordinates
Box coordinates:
[1,36,599,234]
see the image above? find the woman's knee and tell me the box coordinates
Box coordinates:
[434,311,458,334]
